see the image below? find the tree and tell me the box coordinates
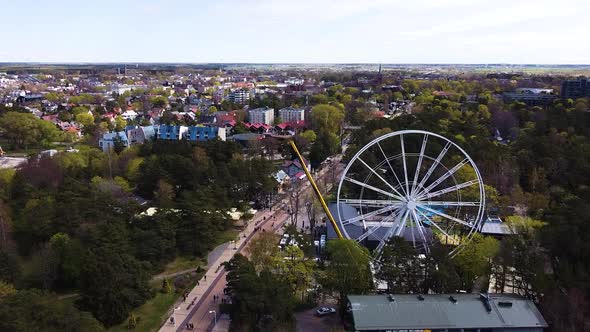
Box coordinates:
[376,237,422,293]
[310,104,344,135]
[77,221,152,327]
[299,130,317,143]
[321,239,372,305]
[114,115,127,132]
[454,233,499,290]
[0,289,104,331]
[0,281,16,298]
[491,216,548,301]
[280,245,315,301]
[224,254,295,331]
[247,232,281,273]
[75,112,95,129]
[0,112,60,149]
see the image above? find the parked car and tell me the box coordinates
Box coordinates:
[315,307,336,317]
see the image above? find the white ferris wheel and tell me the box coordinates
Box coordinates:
[336,130,485,256]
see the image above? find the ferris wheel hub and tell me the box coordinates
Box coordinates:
[406,200,417,210]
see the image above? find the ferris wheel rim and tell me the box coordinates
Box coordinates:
[336,130,486,256]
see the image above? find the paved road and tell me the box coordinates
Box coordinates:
[158,151,347,332]
[159,163,339,332]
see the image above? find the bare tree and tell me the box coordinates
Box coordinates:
[287,180,301,226]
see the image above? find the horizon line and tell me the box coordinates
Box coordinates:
[1,62,589,66]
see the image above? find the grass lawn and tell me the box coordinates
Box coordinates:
[107,288,178,332]
[158,256,205,277]
[215,228,239,244]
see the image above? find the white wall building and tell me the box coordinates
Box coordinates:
[248,107,275,125]
[278,107,305,123]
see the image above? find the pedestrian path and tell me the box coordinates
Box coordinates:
[159,166,332,332]
[158,208,282,332]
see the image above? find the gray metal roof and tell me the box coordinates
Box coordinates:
[348,293,547,331]
[481,216,513,235]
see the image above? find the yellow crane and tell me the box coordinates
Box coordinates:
[289,140,343,239]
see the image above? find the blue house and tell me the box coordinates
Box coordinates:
[157,125,187,140]
[98,131,130,152]
[186,126,220,141]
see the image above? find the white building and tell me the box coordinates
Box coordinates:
[227,89,250,104]
[278,107,305,123]
[248,107,275,125]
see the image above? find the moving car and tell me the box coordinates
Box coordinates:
[315,307,336,317]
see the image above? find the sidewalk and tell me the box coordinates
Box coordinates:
[158,206,283,332]
[159,164,334,332]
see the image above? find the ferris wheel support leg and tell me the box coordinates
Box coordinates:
[289,140,343,239]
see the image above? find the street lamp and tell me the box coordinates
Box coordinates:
[209,310,217,327]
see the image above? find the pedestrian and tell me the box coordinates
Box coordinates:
[170,316,175,325]
[186,323,190,329]
[204,275,207,281]
[196,280,199,286]
[190,323,194,330]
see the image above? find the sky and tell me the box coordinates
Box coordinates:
[0,0,588,64]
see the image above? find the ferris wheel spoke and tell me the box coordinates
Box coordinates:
[410,135,428,196]
[416,204,473,228]
[419,201,480,207]
[341,204,401,226]
[418,158,469,196]
[417,179,479,201]
[411,209,431,253]
[376,141,407,196]
[409,209,416,248]
[339,198,400,207]
[356,211,399,242]
[344,176,403,200]
[357,157,405,199]
[400,134,411,196]
[415,208,452,240]
[375,209,409,253]
[415,142,452,194]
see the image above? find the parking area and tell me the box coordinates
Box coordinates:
[295,306,343,332]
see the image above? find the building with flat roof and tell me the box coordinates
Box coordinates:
[503,88,557,106]
[347,293,547,332]
[561,77,590,99]
[248,107,275,125]
[227,89,250,104]
[278,107,305,123]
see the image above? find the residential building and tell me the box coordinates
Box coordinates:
[273,170,290,193]
[121,110,138,121]
[98,131,130,152]
[278,107,305,122]
[248,107,275,125]
[125,125,156,145]
[503,88,557,106]
[561,77,590,99]
[347,293,547,332]
[281,158,311,179]
[228,89,250,104]
[185,126,226,142]
[157,125,188,140]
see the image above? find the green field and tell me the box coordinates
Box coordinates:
[108,286,178,332]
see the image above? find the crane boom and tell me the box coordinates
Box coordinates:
[289,140,343,239]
